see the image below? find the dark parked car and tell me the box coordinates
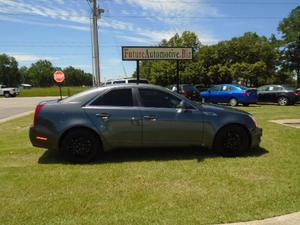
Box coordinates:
[30,84,262,163]
[169,84,202,101]
[257,85,300,105]
[200,84,257,106]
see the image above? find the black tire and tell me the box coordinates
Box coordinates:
[214,125,250,156]
[61,128,102,163]
[243,103,250,106]
[4,92,10,98]
[277,96,289,106]
[229,98,238,107]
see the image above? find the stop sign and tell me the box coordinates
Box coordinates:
[53,71,65,83]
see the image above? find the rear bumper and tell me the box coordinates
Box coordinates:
[29,125,59,150]
[250,127,263,148]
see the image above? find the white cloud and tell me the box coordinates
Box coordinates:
[7,52,57,62]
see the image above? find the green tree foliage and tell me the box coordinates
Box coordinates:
[63,66,93,86]
[26,60,55,87]
[0,54,20,86]
[278,6,300,87]
[138,32,279,87]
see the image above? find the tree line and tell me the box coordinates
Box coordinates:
[137,6,300,87]
[0,56,93,87]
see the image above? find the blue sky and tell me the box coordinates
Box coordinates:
[0,0,299,82]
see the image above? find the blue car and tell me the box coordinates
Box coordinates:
[200,84,257,106]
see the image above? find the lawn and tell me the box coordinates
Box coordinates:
[0,105,299,225]
[19,86,90,97]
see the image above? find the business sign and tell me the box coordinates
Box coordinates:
[53,71,65,83]
[122,47,193,61]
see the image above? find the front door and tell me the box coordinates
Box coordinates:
[137,88,203,147]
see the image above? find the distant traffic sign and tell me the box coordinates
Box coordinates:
[53,71,65,83]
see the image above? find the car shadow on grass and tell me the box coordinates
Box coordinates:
[38,147,269,165]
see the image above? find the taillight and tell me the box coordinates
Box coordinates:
[293,91,300,96]
[242,91,250,96]
[34,103,45,127]
[181,91,188,97]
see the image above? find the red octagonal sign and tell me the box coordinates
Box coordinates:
[53,71,65,83]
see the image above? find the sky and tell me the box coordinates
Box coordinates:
[0,0,299,82]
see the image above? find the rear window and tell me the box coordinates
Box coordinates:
[91,88,133,106]
[282,85,295,91]
[234,84,248,90]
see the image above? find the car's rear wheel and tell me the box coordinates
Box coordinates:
[214,125,250,156]
[61,128,102,163]
[229,98,238,107]
[277,96,289,106]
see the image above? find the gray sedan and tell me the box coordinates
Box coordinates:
[30,84,262,163]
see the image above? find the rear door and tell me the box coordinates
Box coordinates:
[136,88,203,147]
[83,88,142,148]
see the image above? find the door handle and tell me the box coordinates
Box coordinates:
[96,112,110,120]
[143,115,158,121]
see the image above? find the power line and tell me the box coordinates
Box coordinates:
[103,15,283,19]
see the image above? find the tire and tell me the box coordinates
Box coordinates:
[4,92,10,98]
[214,125,250,156]
[61,128,102,163]
[243,103,250,106]
[229,98,238,107]
[277,96,289,106]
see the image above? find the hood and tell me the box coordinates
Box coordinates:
[199,103,251,115]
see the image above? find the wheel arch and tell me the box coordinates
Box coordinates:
[212,123,251,149]
[58,126,103,149]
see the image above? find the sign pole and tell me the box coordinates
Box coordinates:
[136,60,140,84]
[59,83,62,100]
[176,60,180,93]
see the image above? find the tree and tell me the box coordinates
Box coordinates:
[27,60,55,87]
[63,66,93,86]
[278,6,300,87]
[0,54,20,86]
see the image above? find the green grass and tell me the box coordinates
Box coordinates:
[19,86,90,97]
[0,105,299,225]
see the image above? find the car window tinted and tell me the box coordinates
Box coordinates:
[91,89,133,106]
[182,85,198,92]
[113,80,126,84]
[209,85,221,91]
[128,79,149,84]
[139,88,181,108]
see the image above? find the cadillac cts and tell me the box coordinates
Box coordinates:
[30,84,262,163]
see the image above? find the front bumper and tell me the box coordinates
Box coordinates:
[251,127,263,148]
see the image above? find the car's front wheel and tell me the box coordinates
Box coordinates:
[61,128,102,163]
[4,92,10,98]
[214,125,250,156]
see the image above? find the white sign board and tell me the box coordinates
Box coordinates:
[122,47,193,61]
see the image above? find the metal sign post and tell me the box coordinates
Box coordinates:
[136,60,140,84]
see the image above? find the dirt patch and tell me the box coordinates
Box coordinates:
[269,119,300,129]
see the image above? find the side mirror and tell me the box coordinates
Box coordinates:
[177,101,191,113]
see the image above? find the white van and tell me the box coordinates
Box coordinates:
[104,78,149,86]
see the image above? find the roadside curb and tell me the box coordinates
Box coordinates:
[217,212,300,225]
[0,111,34,124]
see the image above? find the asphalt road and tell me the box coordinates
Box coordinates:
[0,97,58,121]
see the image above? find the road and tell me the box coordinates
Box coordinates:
[0,97,58,122]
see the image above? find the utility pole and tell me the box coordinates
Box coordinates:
[91,0,104,86]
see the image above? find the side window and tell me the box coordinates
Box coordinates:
[210,85,221,91]
[91,89,133,106]
[139,88,181,108]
